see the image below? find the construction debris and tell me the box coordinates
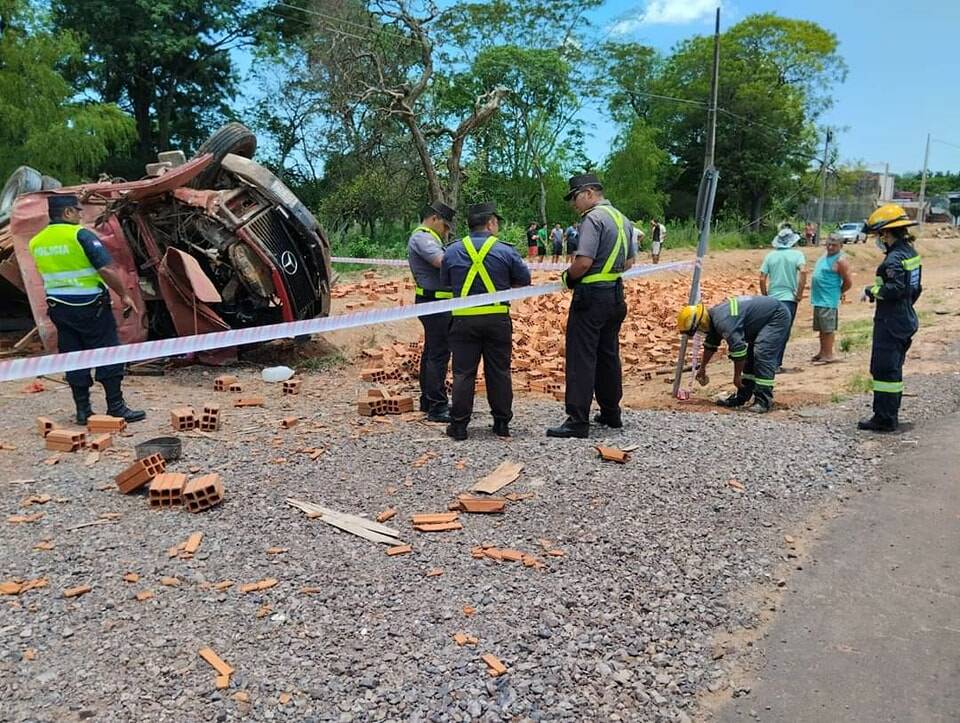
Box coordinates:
[115,454,166,494]
[452,495,506,514]
[286,499,405,545]
[234,397,265,408]
[376,508,398,523]
[481,654,508,677]
[596,446,630,463]
[35,417,56,437]
[0,578,48,595]
[199,647,234,689]
[199,404,221,432]
[471,461,523,495]
[45,430,85,452]
[170,407,197,431]
[453,632,478,646]
[63,585,92,598]
[386,544,412,556]
[87,415,126,433]
[358,388,415,416]
[183,474,224,512]
[148,473,187,507]
[239,578,278,593]
[213,375,238,392]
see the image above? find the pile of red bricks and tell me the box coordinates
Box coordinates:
[331,271,415,312]
[358,388,415,417]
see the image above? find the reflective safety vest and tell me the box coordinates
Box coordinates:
[580,205,627,284]
[28,223,104,296]
[451,235,509,316]
[412,225,453,299]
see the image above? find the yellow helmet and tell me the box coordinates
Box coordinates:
[864,203,917,235]
[676,302,709,334]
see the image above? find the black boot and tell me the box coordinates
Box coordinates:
[492,419,510,438]
[445,421,468,441]
[426,404,452,423]
[592,412,623,428]
[70,385,93,425]
[546,418,589,439]
[716,393,747,408]
[857,416,897,432]
[102,377,146,423]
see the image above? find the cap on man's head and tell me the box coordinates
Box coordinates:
[564,173,603,201]
[48,194,81,216]
[423,200,456,226]
[467,201,503,227]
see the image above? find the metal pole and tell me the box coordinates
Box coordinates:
[671,6,721,397]
[917,132,931,226]
[814,129,831,245]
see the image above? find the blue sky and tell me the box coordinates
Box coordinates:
[583,0,960,174]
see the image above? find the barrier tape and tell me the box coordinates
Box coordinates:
[0,261,691,383]
[331,255,573,271]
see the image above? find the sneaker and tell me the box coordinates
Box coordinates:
[857,416,897,432]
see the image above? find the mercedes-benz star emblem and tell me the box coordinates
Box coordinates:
[279,250,299,275]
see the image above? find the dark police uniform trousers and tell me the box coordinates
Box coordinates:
[869,241,922,426]
[565,282,628,425]
[414,294,452,412]
[47,292,124,387]
[449,315,513,424]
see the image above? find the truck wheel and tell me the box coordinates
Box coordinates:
[0,166,43,221]
[188,122,257,189]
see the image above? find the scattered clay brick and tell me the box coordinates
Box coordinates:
[463,605,477,616]
[239,578,278,593]
[148,473,187,507]
[213,581,234,591]
[595,446,629,463]
[256,604,272,618]
[425,568,444,577]
[122,572,140,583]
[33,540,54,551]
[213,375,238,392]
[484,548,503,561]
[386,544,412,556]
[183,474,224,513]
[300,587,323,594]
[216,675,230,690]
[279,692,292,705]
[160,577,180,587]
[135,590,154,602]
[7,513,43,524]
[232,691,250,703]
[282,379,301,395]
[115,454,166,494]
[280,417,299,429]
[1,578,48,595]
[413,521,463,533]
[63,585,91,598]
[234,397,264,408]
[183,532,203,555]
[36,417,57,437]
[88,434,112,451]
[45,429,85,452]
[499,549,523,562]
[86,415,126,433]
[265,547,288,555]
[228,383,243,393]
[481,654,508,677]
[456,496,506,514]
[199,404,221,432]
[546,549,565,557]
[411,512,459,525]
[22,494,52,506]
[170,407,197,432]
[376,508,397,523]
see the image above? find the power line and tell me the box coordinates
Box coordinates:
[932,137,960,153]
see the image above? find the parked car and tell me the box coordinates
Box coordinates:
[0,123,332,362]
[835,221,867,244]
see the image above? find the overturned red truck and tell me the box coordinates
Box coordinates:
[0,123,332,362]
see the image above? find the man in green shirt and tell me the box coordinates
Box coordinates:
[760,225,806,371]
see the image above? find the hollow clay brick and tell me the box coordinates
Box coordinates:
[170,407,196,432]
[115,454,166,494]
[148,472,187,507]
[183,474,224,513]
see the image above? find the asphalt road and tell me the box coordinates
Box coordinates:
[718,413,960,723]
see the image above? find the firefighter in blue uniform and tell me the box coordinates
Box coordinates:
[28,195,145,424]
[858,203,922,432]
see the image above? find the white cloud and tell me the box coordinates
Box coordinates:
[609,0,719,35]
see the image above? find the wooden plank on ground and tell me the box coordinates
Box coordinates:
[286,499,404,545]
[471,461,523,495]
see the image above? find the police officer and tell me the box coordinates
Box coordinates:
[441,202,530,441]
[547,174,636,438]
[858,203,922,432]
[28,195,145,423]
[408,200,456,423]
[676,295,792,413]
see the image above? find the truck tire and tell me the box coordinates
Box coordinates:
[0,166,43,222]
[188,122,257,189]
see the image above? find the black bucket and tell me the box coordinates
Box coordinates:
[135,436,182,462]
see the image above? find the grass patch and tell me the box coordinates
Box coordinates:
[296,350,348,373]
[838,318,873,353]
[845,373,873,394]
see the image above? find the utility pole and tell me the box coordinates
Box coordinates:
[917,132,931,226]
[814,129,831,245]
[672,7,721,398]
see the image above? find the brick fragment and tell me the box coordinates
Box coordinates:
[36,417,57,437]
[456,496,506,514]
[595,446,629,463]
[213,375,238,391]
[135,590,154,602]
[160,576,180,587]
[413,521,463,533]
[183,532,203,554]
[183,473,224,513]
[280,417,299,429]
[89,434,112,451]
[411,512,459,525]
[170,407,196,432]
[499,549,523,562]
[376,508,397,523]
[386,544,412,556]
[148,472,188,507]
[228,382,243,393]
[199,647,235,677]
[216,675,230,690]
[239,578,278,593]
[122,572,140,583]
[63,585,91,598]
[115,454,166,494]
[481,654,508,677]
[234,397,264,407]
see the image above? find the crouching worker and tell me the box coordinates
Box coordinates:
[28,194,145,424]
[676,296,791,413]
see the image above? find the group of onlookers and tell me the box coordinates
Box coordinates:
[526,218,667,264]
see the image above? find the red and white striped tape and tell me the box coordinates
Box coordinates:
[0,261,691,383]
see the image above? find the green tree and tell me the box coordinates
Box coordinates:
[0,1,134,183]
[51,0,261,173]
[603,120,669,221]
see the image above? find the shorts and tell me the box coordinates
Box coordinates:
[651,242,662,256]
[813,306,838,333]
[552,241,563,255]
[528,245,538,257]
[566,242,578,255]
